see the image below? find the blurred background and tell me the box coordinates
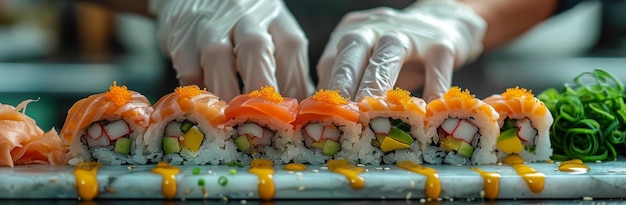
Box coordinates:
[0,0,624,131]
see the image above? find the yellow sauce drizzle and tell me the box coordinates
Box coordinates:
[73,162,102,200]
[502,155,545,193]
[396,161,441,199]
[283,163,307,171]
[249,159,276,200]
[150,161,181,199]
[249,86,283,103]
[105,81,132,107]
[386,87,411,104]
[327,159,365,189]
[470,167,500,200]
[558,159,590,172]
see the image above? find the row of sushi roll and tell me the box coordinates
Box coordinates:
[58,81,554,166]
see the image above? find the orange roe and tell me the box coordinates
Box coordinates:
[386,87,411,104]
[105,81,132,107]
[312,89,348,105]
[501,86,535,100]
[175,85,203,103]
[443,86,475,101]
[249,86,283,103]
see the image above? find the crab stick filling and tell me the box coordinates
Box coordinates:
[496,118,538,154]
[161,119,205,155]
[233,123,275,154]
[302,123,342,156]
[81,120,133,155]
[369,117,414,152]
[437,117,479,159]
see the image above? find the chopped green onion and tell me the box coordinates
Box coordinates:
[192,167,201,175]
[538,69,626,162]
[229,169,237,175]
[218,176,228,186]
[198,178,205,186]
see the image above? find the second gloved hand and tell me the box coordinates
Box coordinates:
[150,0,314,101]
[317,0,486,102]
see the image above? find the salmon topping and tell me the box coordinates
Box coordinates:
[312,89,348,105]
[386,87,411,104]
[105,81,132,107]
[249,86,283,103]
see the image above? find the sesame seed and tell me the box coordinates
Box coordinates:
[609,169,616,173]
[419,198,426,203]
[357,164,365,167]
[405,192,412,200]
[376,167,383,170]
[287,171,294,174]
[49,177,57,183]
[241,200,247,204]
[321,166,329,170]
[583,196,593,201]
[298,186,306,191]
[248,192,254,197]
[383,167,391,171]
[480,190,485,198]
[312,169,319,173]
[409,180,415,188]
[595,160,602,164]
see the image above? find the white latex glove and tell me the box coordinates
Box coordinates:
[150,0,314,101]
[317,0,486,102]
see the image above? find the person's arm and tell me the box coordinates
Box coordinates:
[459,0,558,51]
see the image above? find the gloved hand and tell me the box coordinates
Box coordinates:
[150,0,314,101]
[317,0,486,102]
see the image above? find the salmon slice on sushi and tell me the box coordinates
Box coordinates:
[357,88,427,165]
[422,86,500,165]
[484,87,553,162]
[143,85,230,165]
[292,89,361,164]
[224,86,299,164]
[61,82,153,165]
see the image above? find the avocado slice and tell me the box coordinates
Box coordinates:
[322,140,340,156]
[162,137,180,154]
[114,137,131,154]
[457,140,474,158]
[388,127,414,145]
[180,120,195,133]
[234,135,252,153]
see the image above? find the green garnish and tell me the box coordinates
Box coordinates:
[218,176,228,186]
[538,69,626,162]
[198,178,205,186]
[229,169,237,175]
[391,118,411,133]
[502,118,517,131]
[226,161,244,168]
[192,167,201,175]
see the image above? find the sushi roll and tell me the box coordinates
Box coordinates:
[484,87,553,162]
[421,86,500,165]
[357,88,427,165]
[292,89,362,164]
[61,82,153,165]
[225,86,298,164]
[143,85,230,165]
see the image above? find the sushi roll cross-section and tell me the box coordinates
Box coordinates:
[61,82,153,165]
[484,87,553,162]
[144,85,229,165]
[423,87,500,165]
[357,88,427,165]
[293,89,361,164]
[225,86,299,164]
